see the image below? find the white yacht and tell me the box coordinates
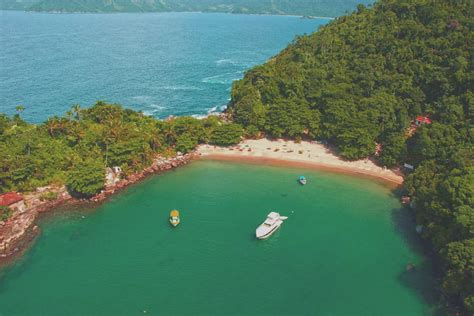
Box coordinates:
[256,212,288,240]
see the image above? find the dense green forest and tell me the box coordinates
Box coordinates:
[0,103,243,197]
[229,0,473,312]
[1,0,372,17]
[1,0,472,312]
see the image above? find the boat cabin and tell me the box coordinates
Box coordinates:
[264,212,280,225]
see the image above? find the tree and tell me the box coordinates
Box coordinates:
[378,132,407,167]
[336,127,376,160]
[227,1,473,311]
[15,105,25,113]
[175,133,198,154]
[66,159,105,198]
[441,239,474,313]
[14,105,25,123]
[209,123,243,146]
[0,205,12,221]
[71,104,82,121]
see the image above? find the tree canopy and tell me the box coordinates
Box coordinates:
[0,103,234,195]
[229,0,473,312]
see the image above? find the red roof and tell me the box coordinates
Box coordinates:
[416,116,432,124]
[0,192,23,206]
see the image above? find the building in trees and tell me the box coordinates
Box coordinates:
[0,192,26,213]
[415,116,432,126]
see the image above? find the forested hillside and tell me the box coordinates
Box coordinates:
[229,0,473,312]
[0,0,37,10]
[1,0,373,16]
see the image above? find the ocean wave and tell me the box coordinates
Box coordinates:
[207,104,227,115]
[190,103,227,119]
[216,58,240,66]
[202,71,244,84]
[216,58,255,68]
[155,85,202,91]
[150,104,165,110]
[131,95,152,102]
[143,104,166,116]
[191,114,209,119]
[207,106,218,114]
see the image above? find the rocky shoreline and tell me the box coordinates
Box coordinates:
[0,153,197,261]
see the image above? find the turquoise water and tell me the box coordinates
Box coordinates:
[0,11,328,123]
[0,161,436,315]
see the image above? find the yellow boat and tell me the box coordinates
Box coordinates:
[169,210,180,227]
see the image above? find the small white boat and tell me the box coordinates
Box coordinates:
[298,176,307,185]
[256,212,288,240]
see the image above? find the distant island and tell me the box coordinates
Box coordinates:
[1,0,373,17]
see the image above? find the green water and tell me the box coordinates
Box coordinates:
[0,161,435,315]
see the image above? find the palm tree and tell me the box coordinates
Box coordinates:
[14,105,25,121]
[71,104,81,121]
[15,105,25,114]
[162,120,177,145]
[45,116,61,137]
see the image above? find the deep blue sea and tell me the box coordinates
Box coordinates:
[0,11,329,123]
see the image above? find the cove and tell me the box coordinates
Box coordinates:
[0,161,436,315]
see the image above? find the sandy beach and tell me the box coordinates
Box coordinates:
[197,139,404,185]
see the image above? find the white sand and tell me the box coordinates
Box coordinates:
[196,139,404,185]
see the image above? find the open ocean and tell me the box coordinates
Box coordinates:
[0,11,328,122]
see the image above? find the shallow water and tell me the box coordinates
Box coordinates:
[0,161,436,315]
[0,11,327,122]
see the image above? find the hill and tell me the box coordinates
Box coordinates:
[0,0,38,10]
[229,0,473,313]
[1,0,373,17]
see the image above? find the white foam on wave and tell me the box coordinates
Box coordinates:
[216,58,255,68]
[191,114,209,119]
[150,104,165,110]
[202,71,244,84]
[131,95,152,102]
[216,58,239,66]
[190,103,227,120]
[143,104,166,116]
[155,85,202,91]
[207,106,218,114]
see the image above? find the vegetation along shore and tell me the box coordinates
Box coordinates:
[226,0,473,313]
[0,0,472,313]
[0,102,243,260]
[197,139,404,185]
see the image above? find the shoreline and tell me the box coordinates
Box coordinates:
[0,153,197,264]
[197,139,404,186]
[199,154,403,188]
[1,140,403,264]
